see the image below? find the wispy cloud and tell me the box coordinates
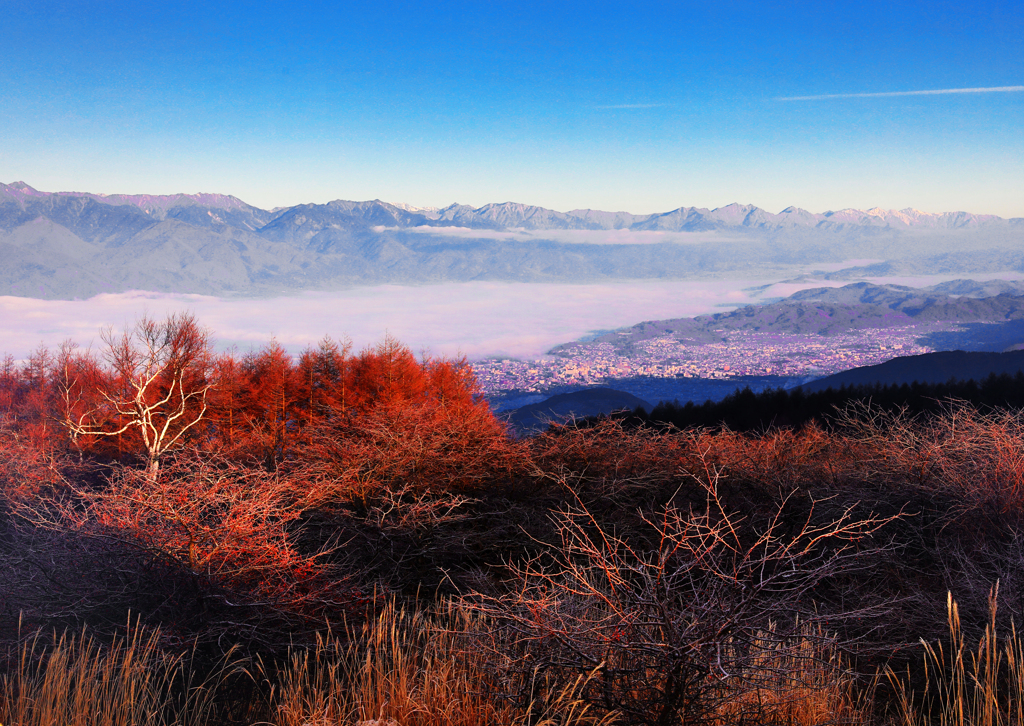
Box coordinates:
[777,85,1024,101]
[379,225,748,246]
[594,103,669,109]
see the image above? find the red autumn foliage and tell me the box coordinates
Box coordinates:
[62,452,355,613]
[291,339,523,503]
[0,316,519,638]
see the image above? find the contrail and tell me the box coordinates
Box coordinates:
[777,85,1024,101]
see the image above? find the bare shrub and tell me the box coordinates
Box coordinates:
[527,418,689,498]
[7,447,370,653]
[830,400,1024,507]
[71,453,316,597]
[469,451,899,726]
[714,624,873,726]
[831,402,1024,629]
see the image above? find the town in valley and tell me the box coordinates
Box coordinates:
[472,323,948,402]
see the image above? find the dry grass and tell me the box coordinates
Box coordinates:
[0,621,218,726]
[267,600,616,726]
[714,626,873,726]
[21,592,1024,726]
[0,610,872,726]
[892,585,1024,726]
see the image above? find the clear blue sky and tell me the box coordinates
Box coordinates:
[2,0,1022,216]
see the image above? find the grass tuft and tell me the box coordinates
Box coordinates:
[266,600,616,726]
[0,620,219,726]
[893,584,1024,726]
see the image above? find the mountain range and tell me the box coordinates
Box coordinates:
[4,181,1023,299]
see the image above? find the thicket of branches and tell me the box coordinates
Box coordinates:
[4,314,1024,725]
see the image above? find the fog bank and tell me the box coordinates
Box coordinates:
[2,273,1019,362]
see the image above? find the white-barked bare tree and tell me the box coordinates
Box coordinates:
[59,313,213,481]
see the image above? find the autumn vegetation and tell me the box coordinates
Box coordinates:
[4,313,1024,724]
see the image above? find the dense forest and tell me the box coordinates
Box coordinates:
[4,313,1024,725]
[625,372,1024,431]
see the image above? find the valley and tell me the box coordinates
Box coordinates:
[478,280,1024,409]
[475,323,932,398]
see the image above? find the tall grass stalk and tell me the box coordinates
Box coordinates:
[713,625,872,726]
[894,585,1024,726]
[0,621,217,726]
[267,600,616,726]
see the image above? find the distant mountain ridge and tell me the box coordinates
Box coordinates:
[2,181,274,230]
[799,349,1024,393]
[505,387,653,433]
[386,200,1017,233]
[3,181,1023,299]
[562,281,1024,354]
[5,181,1017,235]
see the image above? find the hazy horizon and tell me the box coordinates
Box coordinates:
[6,179,1023,221]
[8,179,1024,221]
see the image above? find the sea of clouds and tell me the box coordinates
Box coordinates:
[3,271,1023,363]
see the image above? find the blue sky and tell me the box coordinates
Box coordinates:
[2,0,1022,216]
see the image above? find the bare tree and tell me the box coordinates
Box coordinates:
[60,313,213,480]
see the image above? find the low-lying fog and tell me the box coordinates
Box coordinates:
[3,272,1023,362]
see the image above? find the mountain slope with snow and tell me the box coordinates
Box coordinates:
[2,181,1021,298]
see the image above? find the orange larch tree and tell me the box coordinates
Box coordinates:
[238,339,300,469]
[295,336,352,433]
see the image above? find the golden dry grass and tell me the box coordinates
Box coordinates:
[0,621,217,726]
[713,626,873,726]
[892,585,1024,726]
[266,601,616,726]
[18,595,1024,726]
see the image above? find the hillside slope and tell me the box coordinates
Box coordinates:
[800,349,1024,392]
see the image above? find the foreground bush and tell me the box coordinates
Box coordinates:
[468,479,895,725]
[1,323,517,651]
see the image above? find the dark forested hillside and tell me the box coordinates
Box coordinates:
[799,348,1024,391]
[614,371,1024,432]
